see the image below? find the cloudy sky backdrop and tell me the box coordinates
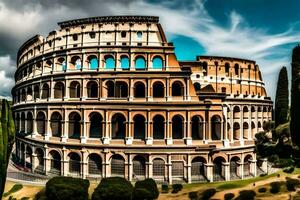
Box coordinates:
[1,0,300,100]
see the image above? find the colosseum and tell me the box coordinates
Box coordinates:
[11,16,273,184]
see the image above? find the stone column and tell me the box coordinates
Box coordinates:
[250,159,257,176]
[80,109,87,144]
[187,155,192,183]
[185,111,192,145]
[205,163,214,182]
[167,154,172,184]
[148,161,153,179]
[126,111,133,145]
[128,155,133,181]
[166,111,172,145]
[223,162,230,181]
[62,148,68,176]
[260,158,268,173]
[62,109,68,142]
[45,108,51,141]
[31,153,37,173]
[81,150,88,179]
[146,111,153,145]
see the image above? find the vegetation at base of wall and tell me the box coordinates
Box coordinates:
[217,183,240,189]
[270,181,282,194]
[171,184,183,193]
[0,99,15,197]
[3,184,23,197]
[200,188,216,200]
[92,177,133,200]
[283,167,295,173]
[161,184,169,193]
[286,177,300,191]
[224,193,235,200]
[275,66,289,127]
[188,191,198,200]
[133,178,159,200]
[34,188,46,200]
[45,177,90,200]
[258,187,267,193]
[235,190,256,200]
[20,197,30,200]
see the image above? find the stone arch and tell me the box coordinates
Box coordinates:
[191,156,207,182]
[135,55,146,69]
[152,81,164,98]
[230,156,241,179]
[233,122,240,140]
[233,106,240,119]
[244,154,253,177]
[35,148,44,174]
[152,158,165,179]
[120,55,130,70]
[68,152,81,175]
[152,56,163,69]
[87,55,98,70]
[88,153,102,176]
[243,106,249,119]
[133,114,146,140]
[69,81,81,98]
[87,81,98,98]
[132,155,146,179]
[111,113,126,139]
[68,112,81,139]
[153,115,165,139]
[25,145,33,169]
[110,154,125,177]
[89,112,103,138]
[191,115,204,140]
[171,81,184,96]
[172,114,184,139]
[243,122,249,139]
[50,112,62,137]
[34,85,40,100]
[41,83,49,99]
[134,81,146,98]
[70,55,82,70]
[211,115,222,140]
[26,112,33,134]
[213,157,226,181]
[54,82,65,99]
[36,111,46,135]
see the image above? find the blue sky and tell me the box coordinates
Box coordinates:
[0,0,300,99]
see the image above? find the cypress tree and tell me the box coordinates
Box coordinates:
[0,99,15,196]
[290,45,300,147]
[274,66,289,127]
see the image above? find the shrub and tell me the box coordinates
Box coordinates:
[276,158,294,168]
[21,197,30,200]
[283,167,295,173]
[270,182,281,194]
[286,177,300,191]
[161,184,169,193]
[201,188,216,200]
[133,179,159,200]
[260,173,267,177]
[46,177,90,200]
[171,184,183,193]
[268,154,279,163]
[34,189,47,200]
[224,193,234,200]
[236,190,256,200]
[92,177,133,200]
[3,184,23,197]
[188,191,198,200]
[258,187,267,193]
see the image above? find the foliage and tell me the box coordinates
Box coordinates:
[0,99,15,197]
[224,193,234,200]
[270,181,281,194]
[286,177,300,191]
[92,177,133,200]
[258,187,267,193]
[3,184,23,197]
[290,45,300,148]
[171,184,183,193]
[283,167,295,173]
[201,188,216,200]
[34,188,47,200]
[21,197,30,200]
[263,121,275,132]
[275,66,289,127]
[133,178,159,200]
[236,190,256,200]
[161,184,169,193]
[188,191,198,200]
[46,177,90,200]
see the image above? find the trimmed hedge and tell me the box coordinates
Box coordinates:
[283,167,295,173]
[270,182,281,194]
[224,193,234,200]
[171,184,183,193]
[46,177,90,200]
[201,188,216,200]
[258,187,267,193]
[188,191,198,200]
[92,177,133,200]
[161,184,169,193]
[236,190,256,200]
[133,179,159,200]
[286,177,300,191]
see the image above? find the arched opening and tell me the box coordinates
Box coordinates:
[134,82,146,98]
[89,112,103,138]
[88,55,98,70]
[135,56,146,69]
[192,115,204,140]
[34,85,39,100]
[120,56,130,70]
[172,115,184,139]
[243,106,249,119]
[111,113,126,139]
[115,81,128,98]
[15,113,20,132]
[49,151,61,175]
[193,82,201,91]
[233,106,240,119]
[111,154,125,177]
[87,81,98,98]
[50,112,62,137]
[258,121,262,130]
[213,157,226,181]
[233,122,240,140]
[21,113,25,132]
[36,112,46,135]
[106,81,115,98]
[133,155,146,180]
[70,56,81,70]
[211,115,222,140]
[41,84,49,99]
[172,161,184,181]
[251,106,256,119]
[244,155,253,177]
[57,57,66,71]
[153,82,164,98]
[54,82,65,99]
[251,122,256,138]
[25,146,32,169]
[88,154,102,176]
[68,112,81,139]
[69,153,81,176]
[191,157,207,182]
[70,81,81,98]
[202,62,208,76]
[234,64,239,75]
[225,63,230,75]
[35,148,44,174]
[230,157,241,179]
[243,122,249,139]
[153,158,165,179]
[105,56,115,69]
[27,87,32,101]
[152,56,163,69]
[172,81,184,96]
[133,115,146,139]
[21,89,26,101]
[26,112,33,134]
[153,115,165,139]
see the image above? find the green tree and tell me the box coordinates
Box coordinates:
[0,99,15,197]
[275,66,289,127]
[291,45,300,147]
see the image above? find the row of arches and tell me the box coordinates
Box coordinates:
[14,80,186,103]
[232,106,272,119]
[17,144,255,182]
